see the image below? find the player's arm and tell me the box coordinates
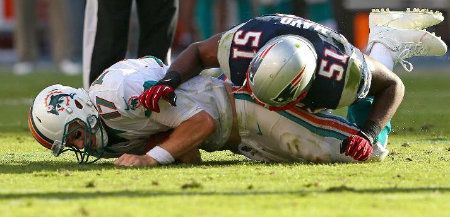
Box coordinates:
[365,55,404,140]
[341,55,404,161]
[145,130,202,164]
[158,111,214,160]
[139,34,222,112]
[114,111,215,167]
[169,33,222,82]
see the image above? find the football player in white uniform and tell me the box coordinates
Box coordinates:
[29,56,233,165]
[137,9,447,163]
[29,55,390,166]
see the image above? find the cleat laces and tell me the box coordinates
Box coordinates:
[369,36,426,72]
[396,43,425,72]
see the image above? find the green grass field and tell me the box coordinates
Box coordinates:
[0,71,449,217]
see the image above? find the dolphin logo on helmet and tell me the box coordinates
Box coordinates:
[46,92,76,115]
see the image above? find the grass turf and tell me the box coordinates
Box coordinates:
[0,71,449,217]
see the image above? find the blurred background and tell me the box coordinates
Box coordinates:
[0,0,448,136]
[0,0,448,75]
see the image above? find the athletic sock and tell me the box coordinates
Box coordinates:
[368,43,394,71]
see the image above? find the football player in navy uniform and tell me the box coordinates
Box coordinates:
[140,10,447,161]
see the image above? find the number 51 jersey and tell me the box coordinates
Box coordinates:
[218,14,371,112]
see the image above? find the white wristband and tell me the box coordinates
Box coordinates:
[146,146,175,165]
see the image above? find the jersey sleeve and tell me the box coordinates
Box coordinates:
[114,57,168,118]
[337,48,371,108]
[217,23,245,81]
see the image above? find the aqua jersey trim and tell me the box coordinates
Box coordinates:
[234,93,358,140]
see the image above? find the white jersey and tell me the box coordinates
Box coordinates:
[88,57,233,157]
[233,91,388,163]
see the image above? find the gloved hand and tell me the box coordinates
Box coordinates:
[139,71,181,113]
[340,132,373,161]
[139,85,177,113]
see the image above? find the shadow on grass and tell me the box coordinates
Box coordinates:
[0,187,449,200]
[0,159,257,174]
[0,157,360,174]
[0,161,115,174]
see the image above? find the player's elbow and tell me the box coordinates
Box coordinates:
[187,41,201,53]
[194,38,220,68]
[184,42,204,67]
[391,75,405,100]
[397,78,405,99]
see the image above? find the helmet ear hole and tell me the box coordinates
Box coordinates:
[75,100,83,109]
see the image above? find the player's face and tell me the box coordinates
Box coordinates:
[65,122,97,150]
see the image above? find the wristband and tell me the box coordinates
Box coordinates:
[158,71,182,88]
[146,146,175,164]
[358,131,374,145]
[360,120,382,144]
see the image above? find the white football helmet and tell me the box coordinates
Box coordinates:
[247,35,317,109]
[28,84,108,163]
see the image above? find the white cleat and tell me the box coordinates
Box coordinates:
[368,26,448,71]
[369,8,444,29]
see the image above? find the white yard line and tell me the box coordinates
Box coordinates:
[0,98,33,106]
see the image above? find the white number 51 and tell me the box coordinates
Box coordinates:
[318,49,349,81]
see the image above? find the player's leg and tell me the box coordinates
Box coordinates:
[367,41,395,71]
[83,0,132,89]
[135,0,178,64]
[233,95,296,162]
[13,0,38,75]
[367,8,447,72]
[367,27,446,72]
[233,94,387,163]
[48,0,72,69]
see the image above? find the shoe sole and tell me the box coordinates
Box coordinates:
[370,27,447,56]
[369,8,444,29]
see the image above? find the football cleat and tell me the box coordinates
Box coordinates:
[369,8,444,30]
[368,26,448,71]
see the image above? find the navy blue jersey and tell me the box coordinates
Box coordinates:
[218,14,370,111]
